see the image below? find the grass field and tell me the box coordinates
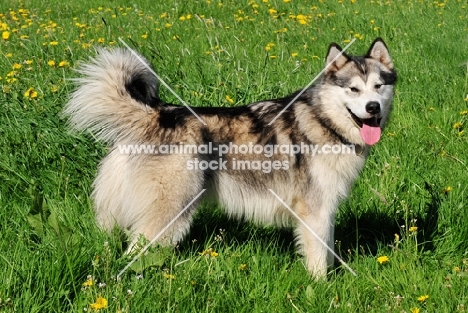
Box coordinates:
[1,0,467,312]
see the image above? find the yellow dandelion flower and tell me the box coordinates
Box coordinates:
[142,33,148,39]
[444,186,452,193]
[24,87,38,99]
[97,37,105,43]
[210,251,219,257]
[454,266,461,273]
[239,263,247,270]
[165,23,172,28]
[90,296,108,310]
[410,308,420,313]
[453,122,463,129]
[25,60,33,65]
[179,15,186,21]
[58,61,69,67]
[270,55,277,59]
[12,63,22,70]
[417,294,429,303]
[47,60,55,67]
[354,33,364,40]
[409,226,418,232]
[49,41,59,46]
[83,278,94,287]
[283,0,291,2]
[20,35,29,39]
[377,255,389,264]
[225,95,234,104]
[6,53,13,58]
[163,273,176,280]
[291,52,298,57]
[51,85,58,93]
[295,14,309,24]
[265,42,275,51]
[2,31,10,40]
[460,110,468,115]
[274,27,288,33]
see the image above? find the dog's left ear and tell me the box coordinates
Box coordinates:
[367,38,393,70]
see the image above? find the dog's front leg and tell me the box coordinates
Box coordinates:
[293,198,336,278]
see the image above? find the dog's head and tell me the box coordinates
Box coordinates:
[322,38,397,146]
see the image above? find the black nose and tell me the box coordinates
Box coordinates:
[366,101,381,114]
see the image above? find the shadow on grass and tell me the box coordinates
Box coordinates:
[178,205,296,256]
[177,180,442,267]
[336,181,442,263]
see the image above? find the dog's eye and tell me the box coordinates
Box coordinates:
[350,87,360,93]
[374,84,382,90]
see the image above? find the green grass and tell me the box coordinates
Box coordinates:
[1,0,467,312]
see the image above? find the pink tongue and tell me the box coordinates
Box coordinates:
[360,123,381,146]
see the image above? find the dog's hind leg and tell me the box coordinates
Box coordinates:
[93,148,128,232]
[94,152,204,250]
[123,154,205,250]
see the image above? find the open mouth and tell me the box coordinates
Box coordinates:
[347,109,382,146]
[348,109,363,127]
[347,109,382,128]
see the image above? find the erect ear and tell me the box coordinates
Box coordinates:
[325,43,349,74]
[367,38,393,70]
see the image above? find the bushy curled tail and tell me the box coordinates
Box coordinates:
[64,48,159,144]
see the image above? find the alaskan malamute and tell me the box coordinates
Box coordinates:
[64,38,396,277]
